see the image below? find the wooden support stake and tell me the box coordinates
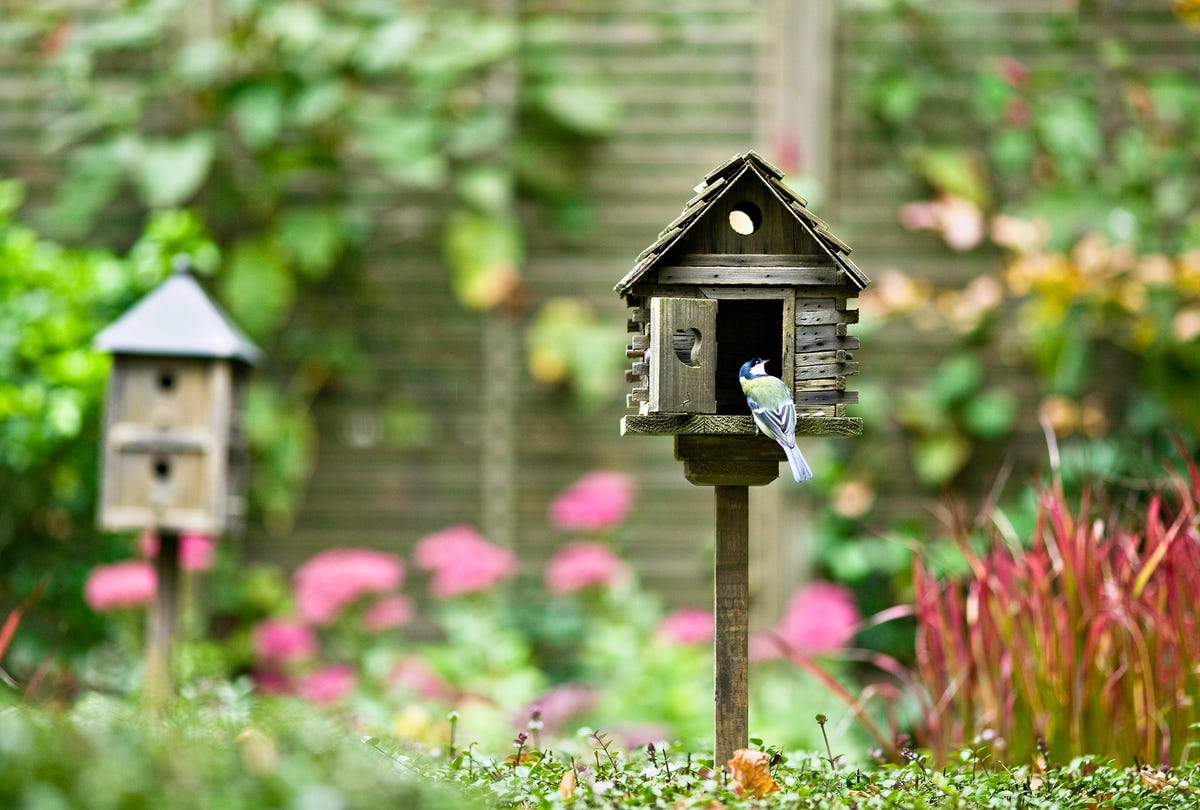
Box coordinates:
[714,485,749,767]
[144,530,179,712]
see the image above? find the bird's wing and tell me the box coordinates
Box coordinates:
[745,391,796,449]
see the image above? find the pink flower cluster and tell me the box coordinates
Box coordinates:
[899,195,984,252]
[524,682,597,735]
[414,525,517,598]
[138,529,217,572]
[548,471,633,532]
[656,607,714,645]
[253,618,317,664]
[293,548,405,625]
[83,561,156,612]
[753,581,860,660]
[544,541,627,595]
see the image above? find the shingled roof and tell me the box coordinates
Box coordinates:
[614,150,869,294]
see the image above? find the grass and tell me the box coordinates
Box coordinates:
[2,688,1199,808]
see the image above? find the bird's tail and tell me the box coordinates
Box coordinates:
[785,444,813,483]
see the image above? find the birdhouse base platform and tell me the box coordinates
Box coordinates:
[620,414,863,437]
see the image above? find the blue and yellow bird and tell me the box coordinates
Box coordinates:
[738,358,812,483]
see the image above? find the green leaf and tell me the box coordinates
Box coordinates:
[928,354,984,408]
[873,74,923,125]
[455,165,513,214]
[354,108,445,187]
[275,209,345,279]
[231,84,285,150]
[443,210,522,310]
[962,389,1018,440]
[534,79,620,136]
[219,238,294,338]
[1033,97,1100,183]
[356,17,425,74]
[913,432,972,487]
[43,144,126,238]
[989,128,1033,176]
[133,134,215,208]
[913,148,990,208]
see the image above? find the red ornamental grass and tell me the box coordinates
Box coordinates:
[913,463,1200,766]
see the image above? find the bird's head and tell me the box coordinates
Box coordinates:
[739,358,768,379]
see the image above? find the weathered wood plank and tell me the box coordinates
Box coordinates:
[648,297,717,414]
[796,336,860,354]
[795,308,859,326]
[686,460,778,487]
[795,376,847,391]
[795,362,858,380]
[657,266,843,285]
[675,253,835,267]
[675,434,786,461]
[796,350,853,366]
[621,414,863,436]
[794,390,859,406]
[713,484,750,765]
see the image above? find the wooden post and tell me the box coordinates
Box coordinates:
[714,485,750,767]
[144,530,179,711]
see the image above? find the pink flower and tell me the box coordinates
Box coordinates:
[297,664,356,704]
[775,582,860,655]
[387,657,450,700]
[998,57,1028,88]
[415,526,517,599]
[548,471,634,532]
[293,548,404,625]
[525,683,597,734]
[749,632,782,662]
[253,669,294,696]
[252,618,317,664]
[544,541,628,595]
[84,561,156,611]
[414,525,490,571]
[136,530,216,572]
[899,195,984,252]
[656,607,714,645]
[363,594,415,632]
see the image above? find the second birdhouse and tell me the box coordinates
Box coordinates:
[95,260,262,535]
[616,151,868,437]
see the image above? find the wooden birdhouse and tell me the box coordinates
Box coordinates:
[612,152,869,763]
[616,151,868,484]
[95,258,262,536]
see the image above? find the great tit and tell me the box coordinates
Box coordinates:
[738,358,812,483]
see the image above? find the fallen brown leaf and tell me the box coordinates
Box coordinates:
[558,768,577,800]
[727,749,780,797]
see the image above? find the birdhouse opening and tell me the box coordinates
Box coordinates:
[672,328,702,367]
[157,367,177,392]
[727,201,762,236]
[153,458,171,480]
[714,298,784,414]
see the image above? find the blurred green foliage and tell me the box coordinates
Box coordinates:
[0,688,469,809]
[24,0,619,533]
[847,1,1200,491]
[0,183,189,663]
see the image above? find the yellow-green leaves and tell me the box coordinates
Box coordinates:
[443,210,523,311]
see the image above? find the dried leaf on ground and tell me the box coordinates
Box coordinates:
[727,749,780,797]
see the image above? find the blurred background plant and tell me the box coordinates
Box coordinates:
[41,469,870,759]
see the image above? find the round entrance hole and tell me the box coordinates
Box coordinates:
[672,327,702,367]
[728,201,762,235]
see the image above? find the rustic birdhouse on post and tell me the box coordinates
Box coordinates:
[614,151,868,765]
[95,256,261,708]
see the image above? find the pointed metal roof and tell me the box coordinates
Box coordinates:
[614,150,869,294]
[94,257,263,365]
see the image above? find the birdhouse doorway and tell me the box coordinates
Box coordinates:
[714,297,786,415]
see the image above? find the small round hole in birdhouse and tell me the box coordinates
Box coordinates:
[153,458,172,480]
[672,328,702,367]
[728,201,762,235]
[157,368,176,392]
